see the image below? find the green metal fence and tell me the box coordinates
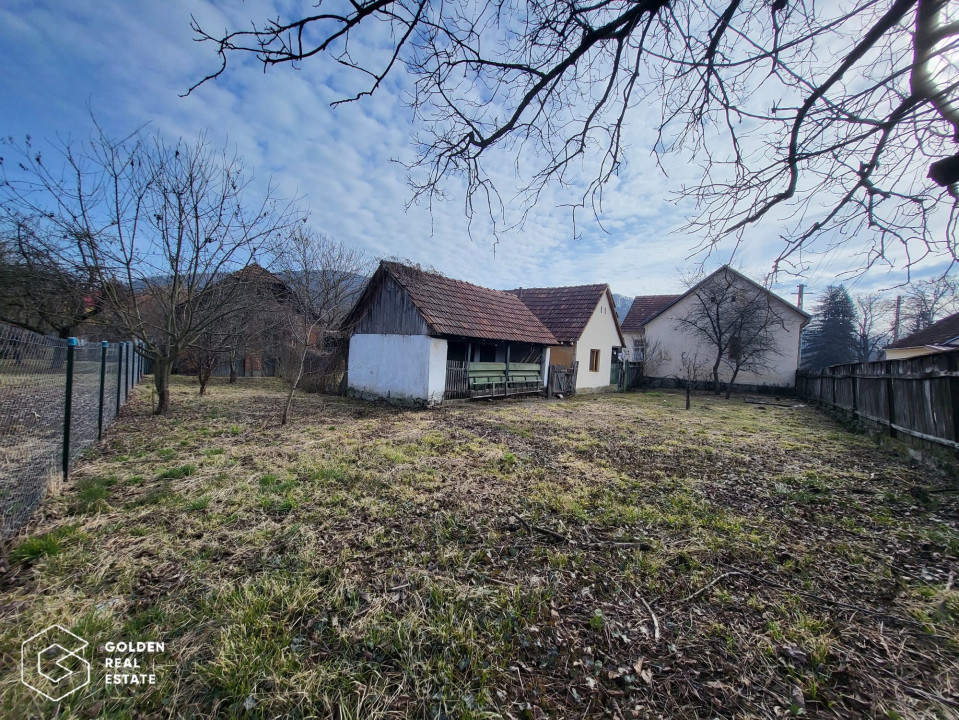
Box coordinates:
[0,323,146,539]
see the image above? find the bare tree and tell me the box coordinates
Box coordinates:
[855,292,895,361]
[634,335,670,383]
[675,268,784,395]
[184,338,222,396]
[0,129,301,414]
[276,228,369,425]
[0,218,102,338]
[191,1,959,271]
[678,352,709,410]
[721,310,784,399]
[900,276,958,333]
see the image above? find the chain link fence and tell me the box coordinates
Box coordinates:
[0,323,145,539]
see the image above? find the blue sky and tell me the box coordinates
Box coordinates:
[0,0,953,305]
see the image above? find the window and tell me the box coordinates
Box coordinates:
[589,349,601,372]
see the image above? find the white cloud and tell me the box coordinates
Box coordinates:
[0,0,953,307]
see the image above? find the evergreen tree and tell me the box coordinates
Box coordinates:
[802,286,859,369]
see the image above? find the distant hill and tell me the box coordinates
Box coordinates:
[611,293,634,322]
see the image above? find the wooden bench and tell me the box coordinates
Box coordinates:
[507,363,542,391]
[467,362,541,397]
[468,362,506,396]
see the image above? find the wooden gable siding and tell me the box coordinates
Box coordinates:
[353,275,430,336]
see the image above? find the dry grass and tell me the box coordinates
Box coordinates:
[1,376,957,719]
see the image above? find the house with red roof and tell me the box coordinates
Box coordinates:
[507,284,626,392]
[342,261,557,404]
[884,310,959,360]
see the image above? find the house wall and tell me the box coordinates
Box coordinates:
[573,292,622,391]
[884,346,940,360]
[348,334,447,405]
[642,289,805,388]
[548,345,575,367]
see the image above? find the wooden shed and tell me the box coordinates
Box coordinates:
[341,261,558,405]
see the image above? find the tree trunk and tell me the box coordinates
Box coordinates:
[154,357,172,415]
[712,360,722,394]
[685,381,691,410]
[725,369,740,399]
[199,366,212,395]
[281,348,308,426]
[229,360,237,383]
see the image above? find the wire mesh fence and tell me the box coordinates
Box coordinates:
[0,323,145,539]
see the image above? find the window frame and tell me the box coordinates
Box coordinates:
[589,349,601,372]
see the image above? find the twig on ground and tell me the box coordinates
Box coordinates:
[638,594,660,642]
[675,571,743,604]
[512,514,569,543]
[723,563,925,629]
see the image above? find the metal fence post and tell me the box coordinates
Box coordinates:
[62,337,77,480]
[116,341,124,415]
[98,340,108,440]
[125,341,131,400]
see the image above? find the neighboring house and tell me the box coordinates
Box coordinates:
[621,294,682,362]
[507,284,626,392]
[343,261,557,405]
[884,311,959,360]
[621,267,809,389]
[174,264,295,379]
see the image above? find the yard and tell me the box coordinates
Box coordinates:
[1,376,957,719]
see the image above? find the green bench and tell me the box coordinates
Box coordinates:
[467,362,541,396]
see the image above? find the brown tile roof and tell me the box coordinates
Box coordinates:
[887,310,959,349]
[354,261,558,344]
[621,294,682,332]
[506,284,621,344]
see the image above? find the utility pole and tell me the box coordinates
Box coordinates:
[893,295,902,342]
[795,284,804,310]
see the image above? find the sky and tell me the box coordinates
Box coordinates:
[0,0,954,307]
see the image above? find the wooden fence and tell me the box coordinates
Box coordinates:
[796,350,959,452]
[445,361,470,400]
[547,362,578,397]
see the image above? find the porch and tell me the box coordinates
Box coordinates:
[444,361,543,400]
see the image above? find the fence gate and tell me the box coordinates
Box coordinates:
[548,361,578,397]
[444,361,470,400]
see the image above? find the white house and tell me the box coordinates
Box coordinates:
[508,284,626,392]
[343,261,558,405]
[621,266,809,390]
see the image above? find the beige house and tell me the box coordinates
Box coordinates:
[621,266,809,389]
[509,284,625,392]
[884,311,959,360]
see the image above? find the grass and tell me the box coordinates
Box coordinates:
[0,375,957,719]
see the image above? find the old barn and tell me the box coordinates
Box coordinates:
[342,261,558,405]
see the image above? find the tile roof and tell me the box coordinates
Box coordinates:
[368,261,558,344]
[506,284,616,344]
[886,310,959,349]
[621,294,682,332]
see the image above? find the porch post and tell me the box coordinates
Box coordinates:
[505,344,510,396]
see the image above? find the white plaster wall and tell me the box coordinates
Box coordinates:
[574,294,623,391]
[348,334,448,404]
[644,290,805,387]
[426,337,449,404]
[884,347,936,360]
